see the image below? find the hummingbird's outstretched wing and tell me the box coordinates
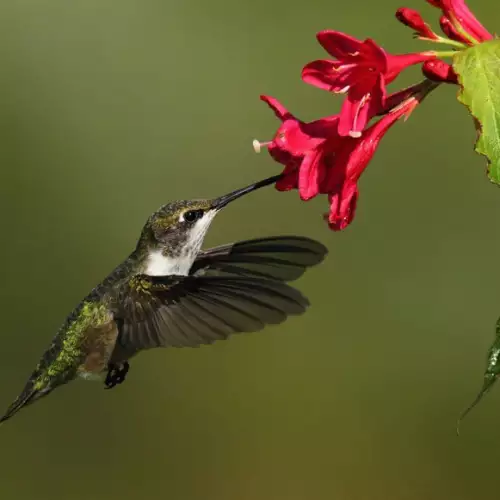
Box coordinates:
[110,236,326,354]
[190,236,327,282]
[112,273,310,352]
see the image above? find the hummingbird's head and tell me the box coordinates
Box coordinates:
[138,174,281,275]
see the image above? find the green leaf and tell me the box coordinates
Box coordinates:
[457,317,500,433]
[453,40,500,184]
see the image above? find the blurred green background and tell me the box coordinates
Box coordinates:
[0,1,498,499]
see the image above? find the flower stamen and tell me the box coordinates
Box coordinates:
[350,93,371,138]
[252,140,271,153]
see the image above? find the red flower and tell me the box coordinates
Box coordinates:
[428,0,492,43]
[396,8,439,40]
[302,30,435,138]
[256,82,435,230]
[254,96,338,198]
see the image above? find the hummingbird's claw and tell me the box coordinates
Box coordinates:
[104,361,130,389]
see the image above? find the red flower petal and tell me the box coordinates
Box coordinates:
[305,115,340,138]
[337,75,385,137]
[338,94,370,138]
[316,30,364,59]
[302,60,350,92]
[326,183,359,231]
[275,162,299,191]
[360,39,388,71]
[299,149,323,201]
[260,95,293,121]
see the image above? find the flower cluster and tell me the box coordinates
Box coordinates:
[254,0,491,231]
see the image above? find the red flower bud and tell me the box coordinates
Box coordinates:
[396,7,439,40]
[422,60,458,84]
[428,0,492,44]
[439,15,469,44]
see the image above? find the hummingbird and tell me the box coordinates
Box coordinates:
[0,174,327,424]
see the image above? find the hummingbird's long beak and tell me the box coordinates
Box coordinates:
[211,174,282,210]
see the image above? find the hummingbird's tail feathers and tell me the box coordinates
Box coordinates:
[191,236,328,282]
[116,274,310,350]
[0,382,46,424]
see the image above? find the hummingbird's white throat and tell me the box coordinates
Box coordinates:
[145,210,217,276]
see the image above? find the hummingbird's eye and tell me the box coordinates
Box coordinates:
[182,209,204,223]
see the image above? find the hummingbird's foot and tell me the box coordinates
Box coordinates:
[104,361,130,389]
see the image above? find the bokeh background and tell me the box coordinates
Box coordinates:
[0,1,498,499]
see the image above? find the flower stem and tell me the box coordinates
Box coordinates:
[433,50,459,58]
[428,36,467,50]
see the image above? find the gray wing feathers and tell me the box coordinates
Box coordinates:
[113,236,327,353]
